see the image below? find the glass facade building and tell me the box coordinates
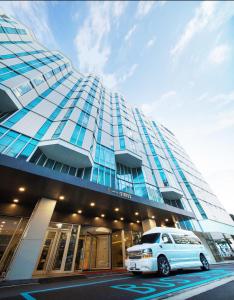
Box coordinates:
[0,12,234,280]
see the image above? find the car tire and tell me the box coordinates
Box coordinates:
[131,271,142,275]
[158,256,171,276]
[200,254,209,271]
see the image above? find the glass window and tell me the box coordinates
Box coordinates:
[161,234,173,244]
[172,234,189,244]
[140,233,160,244]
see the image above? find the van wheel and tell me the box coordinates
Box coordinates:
[132,271,142,275]
[200,254,209,271]
[158,256,170,276]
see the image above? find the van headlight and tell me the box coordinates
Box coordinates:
[142,248,153,258]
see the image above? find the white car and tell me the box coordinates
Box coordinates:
[126,227,210,276]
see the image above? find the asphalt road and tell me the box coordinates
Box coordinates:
[0,264,233,300]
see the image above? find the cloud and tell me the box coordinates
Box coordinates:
[136,1,155,18]
[141,90,177,117]
[146,36,156,48]
[112,1,128,18]
[120,64,138,82]
[171,2,234,58]
[171,2,216,57]
[0,1,57,49]
[208,44,231,65]
[124,24,137,42]
[74,2,127,89]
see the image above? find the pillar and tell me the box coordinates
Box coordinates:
[6,198,57,280]
[142,219,156,232]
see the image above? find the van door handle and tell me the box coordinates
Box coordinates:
[160,245,162,248]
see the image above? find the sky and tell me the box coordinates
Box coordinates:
[1,1,234,213]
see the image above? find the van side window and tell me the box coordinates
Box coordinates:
[171,234,189,244]
[161,234,173,244]
[187,237,201,245]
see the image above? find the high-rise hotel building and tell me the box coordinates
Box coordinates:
[0,12,233,281]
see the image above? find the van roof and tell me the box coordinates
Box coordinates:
[143,227,196,236]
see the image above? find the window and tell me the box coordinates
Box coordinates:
[14,82,33,97]
[140,233,160,244]
[32,76,44,87]
[161,234,173,244]
[172,234,190,244]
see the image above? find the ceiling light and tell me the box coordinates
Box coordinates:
[151,216,155,219]
[0,225,4,228]
[1,221,6,224]
[77,210,82,214]
[59,195,65,200]
[136,220,140,223]
[101,214,105,218]
[115,208,119,212]
[72,213,77,216]
[95,217,99,220]
[135,212,139,216]
[90,202,95,207]
[114,220,118,223]
[120,217,124,221]
[18,186,25,192]
[13,199,19,203]
[165,218,169,222]
[130,222,134,225]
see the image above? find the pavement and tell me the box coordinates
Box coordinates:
[0,263,233,300]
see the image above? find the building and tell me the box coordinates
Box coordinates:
[0,12,234,281]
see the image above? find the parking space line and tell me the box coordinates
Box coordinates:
[136,272,234,300]
[21,276,132,300]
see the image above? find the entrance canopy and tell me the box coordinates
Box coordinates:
[0,154,195,225]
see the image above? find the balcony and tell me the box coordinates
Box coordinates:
[39,139,92,168]
[160,186,183,200]
[115,150,142,168]
[0,87,22,112]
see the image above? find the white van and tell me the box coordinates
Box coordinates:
[126,227,210,276]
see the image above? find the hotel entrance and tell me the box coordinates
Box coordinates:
[75,226,111,271]
[34,222,141,276]
[35,223,80,275]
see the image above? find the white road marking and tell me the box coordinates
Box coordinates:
[166,276,234,300]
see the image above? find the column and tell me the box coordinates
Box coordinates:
[6,198,57,280]
[142,219,156,232]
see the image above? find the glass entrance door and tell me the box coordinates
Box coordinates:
[35,223,79,275]
[75,226,111,271]
[82,233,110,270]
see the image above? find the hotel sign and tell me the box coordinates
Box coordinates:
[108,188,132,200]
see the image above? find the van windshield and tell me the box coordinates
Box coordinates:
[139,233,160,244]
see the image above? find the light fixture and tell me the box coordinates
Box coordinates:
[72,213,77,216]
[90,202,95,207]
[11,204,16,208]
[1,221,6,224]
[136,220,140,223]
[130,222,134,225]
[101,214,105,218]
[114,208,119,212]
[56,223,62,228]
[77,210,82,214]
[151,216,155,219]
[120,217,124,221]
[114,220,118,223]
[59,195,65,200]
[95,217,99,220]
[0,225,4,228]
[165,218,169,222]
[135,212,139,216]
[18,186,25,192]
[13,199,19,203]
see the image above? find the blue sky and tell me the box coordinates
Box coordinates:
[1,1,234,213]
